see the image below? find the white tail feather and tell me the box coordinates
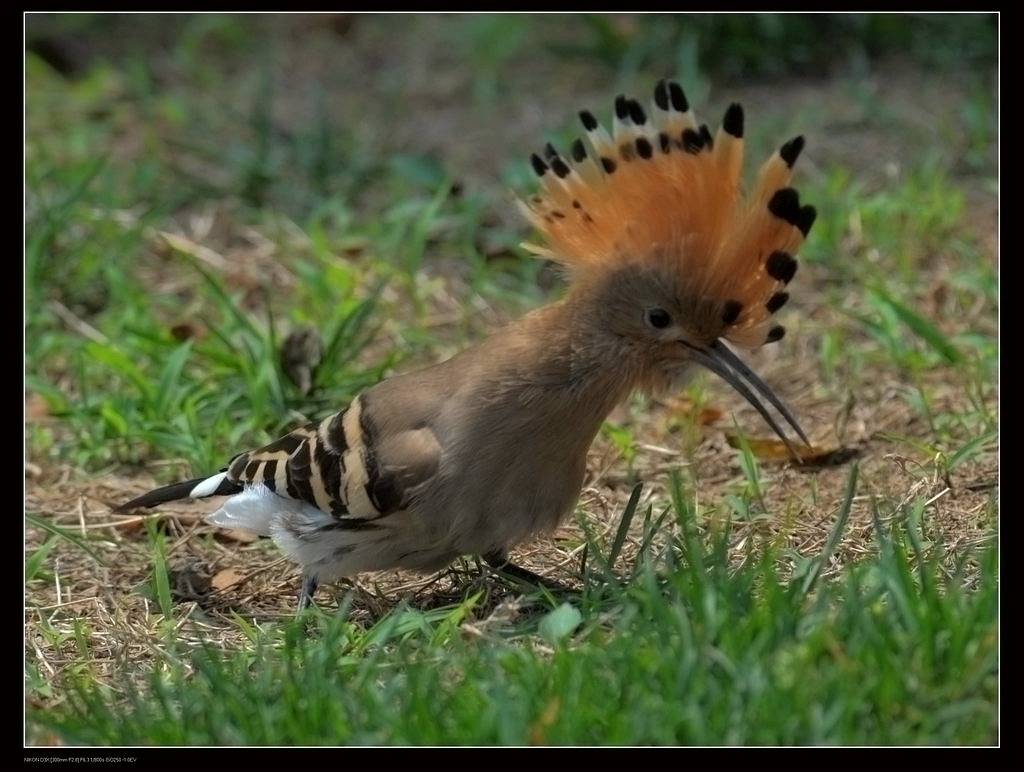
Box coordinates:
[205,484,290,536]
[206,484,345,573]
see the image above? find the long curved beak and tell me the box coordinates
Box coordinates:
[685,339,810,456]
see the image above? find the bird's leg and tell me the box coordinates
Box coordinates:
[483,552,576,596]
[297,572,319,614]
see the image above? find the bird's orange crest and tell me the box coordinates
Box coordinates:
[518,79,816,348]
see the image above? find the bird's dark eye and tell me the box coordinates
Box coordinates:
[646,308,672,329]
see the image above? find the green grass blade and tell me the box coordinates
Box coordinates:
[25,512,105,565]
[867,287,966,364]
[798,462,858,598]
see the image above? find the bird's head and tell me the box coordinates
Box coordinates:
[518,79,816,451]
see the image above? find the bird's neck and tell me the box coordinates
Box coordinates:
[501,296,642,423]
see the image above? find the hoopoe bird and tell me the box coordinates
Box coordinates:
[118,79,816,611]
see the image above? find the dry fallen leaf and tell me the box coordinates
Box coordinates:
[215,528,261,544]
[211,568,244,592]
[662,395,725,426]
[725,433,860,468]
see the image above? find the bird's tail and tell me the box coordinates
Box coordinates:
[115,471,242,512]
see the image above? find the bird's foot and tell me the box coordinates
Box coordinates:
[483,552,577,596]
[296,572,319,616]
